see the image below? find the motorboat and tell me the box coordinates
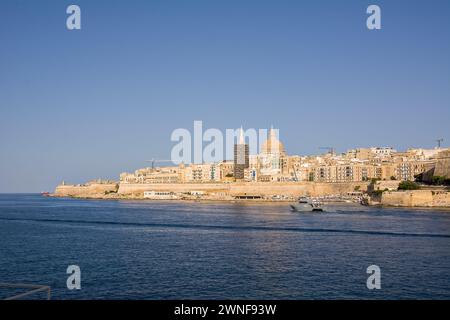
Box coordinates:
[290,197,325,212]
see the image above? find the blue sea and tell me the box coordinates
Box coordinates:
[1,194,449,300]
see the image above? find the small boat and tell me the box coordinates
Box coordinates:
[41,192,50,197]
[290,197,325,213]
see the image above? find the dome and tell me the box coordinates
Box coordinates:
[261,129,286,155]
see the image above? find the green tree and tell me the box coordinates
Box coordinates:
[432,176,450,186]
[398,181,420,190]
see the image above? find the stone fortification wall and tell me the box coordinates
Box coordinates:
[434,150,450,178]
[381,190,450,207]
[54,183,118,197]
[117,181,368,197]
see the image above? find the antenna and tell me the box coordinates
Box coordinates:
[436,138,444,148]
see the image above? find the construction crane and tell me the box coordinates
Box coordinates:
[436,138,444,148]
[145,159,173,169]
[319,147,335,155]
[291,165,299,182]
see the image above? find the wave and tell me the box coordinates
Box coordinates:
[2,217,450,239]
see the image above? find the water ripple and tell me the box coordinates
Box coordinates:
[2,217,450,239]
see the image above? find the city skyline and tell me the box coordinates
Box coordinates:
[1,0,450,192]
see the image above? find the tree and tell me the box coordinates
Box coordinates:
[398,181,420,190]
[431,176,450,186]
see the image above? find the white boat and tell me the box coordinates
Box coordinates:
[290,198,325,212]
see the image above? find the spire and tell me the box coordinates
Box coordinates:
[269,125,277,140]
[239,126,245,144]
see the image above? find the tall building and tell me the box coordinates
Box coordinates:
[234,127,249,180]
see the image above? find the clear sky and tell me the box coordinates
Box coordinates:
[1,0,449,192]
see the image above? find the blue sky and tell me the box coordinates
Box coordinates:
[1,0,449,192]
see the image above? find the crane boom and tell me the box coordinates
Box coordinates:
[145,159,174,169]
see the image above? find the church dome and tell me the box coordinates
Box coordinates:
[261,129,286,155]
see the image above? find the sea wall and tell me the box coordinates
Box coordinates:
[381,190,450,207]
[118,183,229,195]
[373,180,400,191]
[54,183,118,197]
[117,181,368,197]
[433,191,450,207]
